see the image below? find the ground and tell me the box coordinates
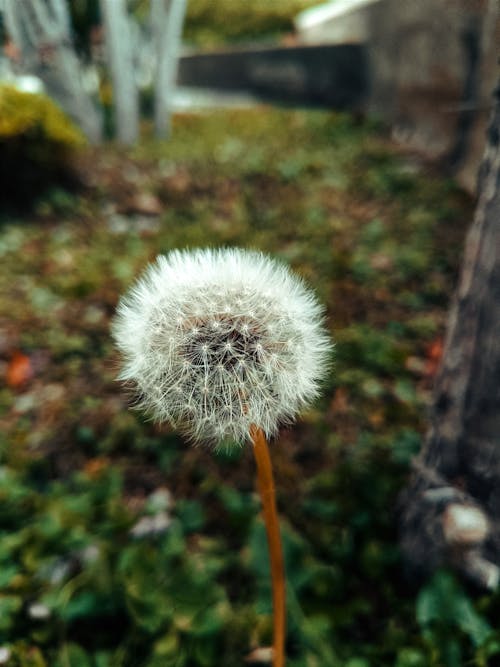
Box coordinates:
[2,107,499,667]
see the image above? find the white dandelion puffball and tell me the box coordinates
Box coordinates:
[112,248,332,445]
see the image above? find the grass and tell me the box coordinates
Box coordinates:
[1,106,495,667]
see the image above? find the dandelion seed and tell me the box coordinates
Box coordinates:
[112,248,331,446]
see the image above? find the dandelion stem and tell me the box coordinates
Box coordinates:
[250,425,286,667]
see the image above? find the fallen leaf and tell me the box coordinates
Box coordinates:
[425,337,444,377]
[368,410,385,428]
[83,457,110,478]
[6,351,33,388]
[370,253,393,271]
[405,355,427,375]
[330,387,350,414]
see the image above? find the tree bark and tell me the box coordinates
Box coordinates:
[152,0,187,139]
[400,81,500,590]
[100,0,139,145]
[3,0,102,143]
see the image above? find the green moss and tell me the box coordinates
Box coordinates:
[0,85,84,146]
[0,85,84,210]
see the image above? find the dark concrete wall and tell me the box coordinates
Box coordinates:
[178,44,369,110]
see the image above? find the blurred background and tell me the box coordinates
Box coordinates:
[0,1,499,666]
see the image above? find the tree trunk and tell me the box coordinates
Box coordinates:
[152,0,187,139]
[400,81,500,590]
[100,0,139,145]
[3,0,102,143]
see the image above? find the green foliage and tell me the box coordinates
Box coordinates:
[0,85,84,210]
[416,571,500,666]
[184,0,321,47]
[0,107,481,665]
[66,0,319,53]
[0,464,235,665]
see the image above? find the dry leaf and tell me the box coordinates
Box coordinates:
[6,351,33,388]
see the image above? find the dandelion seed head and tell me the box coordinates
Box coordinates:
[112,247,332,446]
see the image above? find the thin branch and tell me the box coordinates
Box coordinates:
[49,0,71,38]
[29,0,61,42]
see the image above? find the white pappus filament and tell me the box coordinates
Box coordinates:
[112,247,332,446]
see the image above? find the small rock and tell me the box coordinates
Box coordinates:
[83,305,105,325]
[135,216,160,235]
[107,214,131,234]
[13,392,36,414]
[128,192,162,215]
[147,487,173,513]
[79,544,100,564]
[130,511,172,538]
[41,383,66,403]
[245,647,273,663]
[370,253,393,271]
[0,647,11,663]
[28,602,51,620]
